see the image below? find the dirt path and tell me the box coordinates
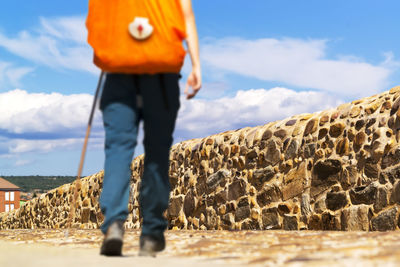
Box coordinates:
[1,229,400,266]
[0,241,224,267]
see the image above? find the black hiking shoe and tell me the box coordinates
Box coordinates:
[100,220,125,256]
[138,234,166,257]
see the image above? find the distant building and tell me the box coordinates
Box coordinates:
[0,177,21,213]
[20,192,31,201]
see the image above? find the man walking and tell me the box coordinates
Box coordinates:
[89,0,201,257]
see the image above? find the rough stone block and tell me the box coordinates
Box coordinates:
[81,208,90,224]
[336,138,350,156]
[311,159,342,197]
[319,115,329,126]
[262,207,280,230]
[371,207,398,231]
[322,211,341,231]
[349,182,378,205]
[206,208,218,229]
[354,131,366,146]
[301,194,312,217]
[329,122,345,138]
[183,191,196,217]
[214,190,228,206]
[326,191,348,211]
[89,209,97,224]
[318,128,328,140]
[283,215,298,230]
[278,203,291,215]
[282,179,304,201]
[304,143,316,158]
[195,175,207,196]
[341,205,369,231]
[262,129,273,140]
[265,140,281,165]
[282,162,308,201]
[381,149,400,169]
[308,214,323,230]
[374,186,389,212]
[304,118,318,135]
[221,213,234,229]
[206,169,230,192]
[240,218,260,230]
[256,184,281,207]
[313,159,342,180]
[340,165,358,190]
[390,181,400,204]
[235,197,251,222]
[251,166,275,190]
[285,119,297,126]
[228,179,247,201]
[168,196,184,218]
[285,139,299,160]
[274,129,287,139]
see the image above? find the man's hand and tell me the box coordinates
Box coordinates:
[180,0,201,100]
[184,67,201,99]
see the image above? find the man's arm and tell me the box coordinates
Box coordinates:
[180,0,201,99]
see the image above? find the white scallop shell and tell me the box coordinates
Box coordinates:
[128,17,153,40]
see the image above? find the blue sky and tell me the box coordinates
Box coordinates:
[0,0,399,176]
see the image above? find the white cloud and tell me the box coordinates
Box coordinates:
[201,38,395,98]
[175,87,343,140]
[180,81,230,100]
[0,89,104,156]
[14,158,34,167]
[381,51,400,69]
[5,66,34,87]
[0,89,102,134]
[0,16,97,74]
[0,61,33,88]
[2,136,103,157]
[38,16,87,44]
[9,139,82,154]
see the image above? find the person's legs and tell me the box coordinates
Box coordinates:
[138,73,180,242]
[99,73,140,235]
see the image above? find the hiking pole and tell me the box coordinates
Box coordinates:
[65,71,105,237]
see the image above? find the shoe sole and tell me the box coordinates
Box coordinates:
[138,249,157,257]
[100,238,123,256]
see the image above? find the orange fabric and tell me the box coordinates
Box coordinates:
[86,0,187,74]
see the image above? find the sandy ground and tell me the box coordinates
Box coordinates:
[0,241,230,267]
[2,229,400,266]
[0,241,194,267]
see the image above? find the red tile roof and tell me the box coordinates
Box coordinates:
[0,177,20,190]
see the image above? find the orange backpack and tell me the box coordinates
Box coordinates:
[86,0,187,74]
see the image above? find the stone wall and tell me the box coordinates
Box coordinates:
[2,86,400,231]
[0,173,104,229]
